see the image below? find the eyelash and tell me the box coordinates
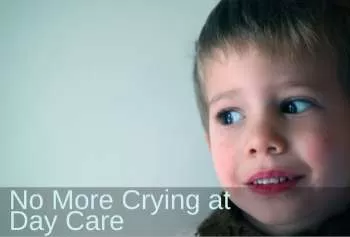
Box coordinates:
[216,107,244,126]
[215,98,318,126]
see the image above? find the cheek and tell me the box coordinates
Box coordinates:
[291,117,331,167]
[300,133,330,164]
[297,129,350,186]
[209,133,241,187]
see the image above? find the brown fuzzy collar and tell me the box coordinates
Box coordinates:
[196,194,350,236]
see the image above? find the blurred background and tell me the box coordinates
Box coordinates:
[0,0,219,187]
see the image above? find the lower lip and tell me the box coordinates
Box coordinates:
[248,177,303,195]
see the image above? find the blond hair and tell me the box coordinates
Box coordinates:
[193,0,350,132]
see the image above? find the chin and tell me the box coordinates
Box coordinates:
[243,201,307,224]
[233,191,320,226]
[245,206,305,225]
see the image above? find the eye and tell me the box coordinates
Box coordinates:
[216,109,244,125]
[280,98,314,114]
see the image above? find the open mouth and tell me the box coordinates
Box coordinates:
[246,170,305,194]
[249,175,304,185]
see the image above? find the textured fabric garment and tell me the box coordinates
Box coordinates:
[196,192,350,236]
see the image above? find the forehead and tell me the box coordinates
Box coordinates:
[201,46,338,100]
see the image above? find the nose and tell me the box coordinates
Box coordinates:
[244,119,287,157]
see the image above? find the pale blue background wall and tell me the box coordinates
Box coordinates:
[0,0,220,187]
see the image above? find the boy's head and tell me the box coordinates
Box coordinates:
[194,0,350,235]
[194,0,350,131]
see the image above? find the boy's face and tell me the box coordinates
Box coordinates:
[203,46,350,233]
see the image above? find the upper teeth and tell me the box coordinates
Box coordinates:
[253,176,290,185]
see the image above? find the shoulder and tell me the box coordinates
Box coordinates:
[195,207,240,236]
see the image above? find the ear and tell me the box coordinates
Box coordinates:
[205,133,211,152]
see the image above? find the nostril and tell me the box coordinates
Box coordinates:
[249,148,257,154]
[249,145,279,155]
[246,133,287,156]
[268,146,278,153]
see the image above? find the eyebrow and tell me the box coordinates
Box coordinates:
[278,80,322,91]
[208,81,322,107]
[208,88,241,106]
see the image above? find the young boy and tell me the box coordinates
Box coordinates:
[193,0,350,235]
